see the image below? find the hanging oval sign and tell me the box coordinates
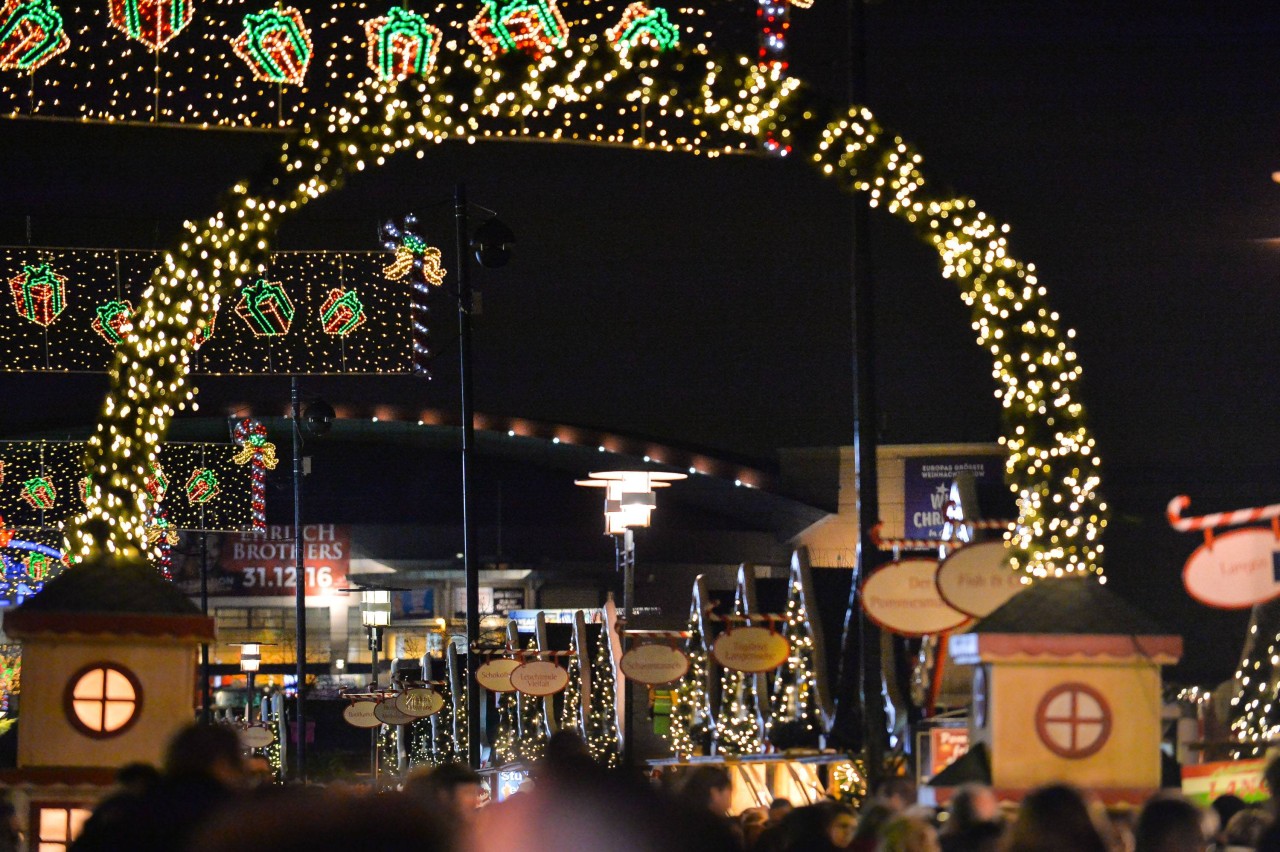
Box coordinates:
[373,700,416,726]
[712,626,790,673]
[239,724,275,749]
[861,559,971,637]
[1183,527,1280,609]
[509,659,570,696]
[475,658,521,692]
[342,700,382,729]
[936,541,1029,618]
[620,644,690,685]
[394,687,445,718]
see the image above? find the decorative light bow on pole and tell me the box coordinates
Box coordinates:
[231,418,277,531]
[381,213,446,374]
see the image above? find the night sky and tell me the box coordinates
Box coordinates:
[1,0,1277,682]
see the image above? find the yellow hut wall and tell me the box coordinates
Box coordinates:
[987,660,1163,790]
[18,637,198,769]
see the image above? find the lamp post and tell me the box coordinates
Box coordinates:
[235,642,274,723]
[575,470,685,765]
[360,588,391,785]
[240,642,261,723]
[453,183,514,769]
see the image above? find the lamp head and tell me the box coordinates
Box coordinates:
[303,399,335,436]
[472,218,515,268]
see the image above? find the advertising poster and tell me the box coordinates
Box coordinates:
[903,456,1003,540]
[172,524,350,596]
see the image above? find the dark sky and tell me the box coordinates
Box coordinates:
[1,0,1277,681]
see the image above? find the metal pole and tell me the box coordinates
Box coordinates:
[370,626,380,787]
[455,183,482,769]
[291,377,308,783]
[200,532,210,725]
[831,0,887,786]
[246,671,255,723]
[618,531,636,766]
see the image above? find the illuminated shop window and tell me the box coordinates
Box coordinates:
[64,663,142,737]
[35,804,91,851]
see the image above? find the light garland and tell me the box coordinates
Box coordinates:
[55,34,1102,582]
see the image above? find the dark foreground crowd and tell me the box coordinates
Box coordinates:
[7,723,1276,852]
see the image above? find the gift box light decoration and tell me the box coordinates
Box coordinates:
[0,0,69,72]
[365,6,441,82]
[9,262,67,327]
[92,299,134,346]
[0,441,250,555]
[107,0,194,51]
[606,3,678,58]
[0,248,409,373]
[468,0,569,59]
[319,287,367,336]
[65,43,1104,582]
[185,468,220,504]
[231,6,312,85]
[234,278,295,336]
[20,477,56,511]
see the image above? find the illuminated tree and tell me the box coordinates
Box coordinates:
[585,631,620,767]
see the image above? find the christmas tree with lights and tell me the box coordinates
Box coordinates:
[715,661,763,755]
[766,565,823,749]
[585,629,621,767]
[1228,602,1280,758]
[663,604,712,756]
[559,641,584,734]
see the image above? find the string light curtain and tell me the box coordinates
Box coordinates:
[0,249,415,374]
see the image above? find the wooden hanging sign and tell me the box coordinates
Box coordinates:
[509,659,570,696]
[475,658,521,692]
[342,700,382,728]
[239,724,275,748]
[620,644,689,684]
[373,700,416,726]
[395,687,445,718]
[712,626,789,673]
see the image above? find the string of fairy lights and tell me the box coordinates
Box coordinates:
[58,11,1103,581]
[1,249,414,374]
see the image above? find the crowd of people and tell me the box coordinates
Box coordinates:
[32,723,1280,852]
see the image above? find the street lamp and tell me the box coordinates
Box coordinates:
[455,184,514,770]
[575,469,685,765]
[358,587,392,787]
[234,642,271,723]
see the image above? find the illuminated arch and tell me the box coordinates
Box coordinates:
[66,45,1106,580]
